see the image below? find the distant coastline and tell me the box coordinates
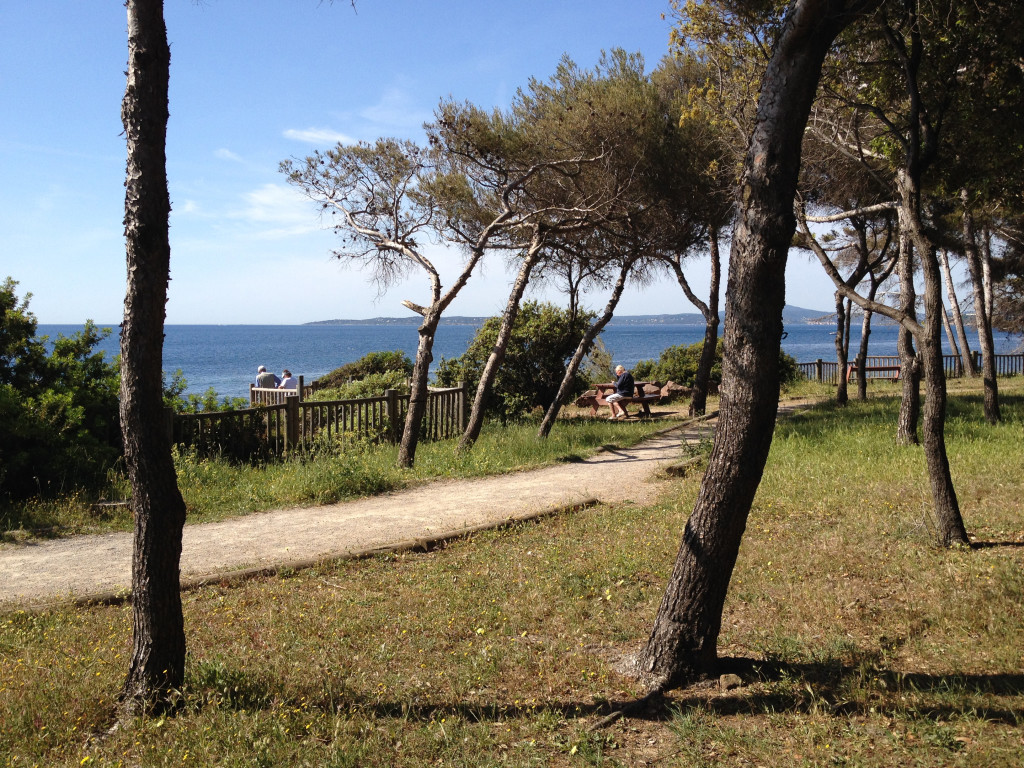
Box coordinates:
[304,305,832,327]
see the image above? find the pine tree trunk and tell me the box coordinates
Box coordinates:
[634,0,879,690]
[398,313,440,468]
[855,278,879,402]
[962,200,1000,424]
[938,248,975,376]
[834,292,849,405]
[458,243,541,451]
[120,0,188,716]
[537,258,635,439]
[900,173,970,546]
[689,230,721,417]
[895,225,920,446]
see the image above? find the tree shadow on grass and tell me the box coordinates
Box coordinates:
[180,654,1023,731]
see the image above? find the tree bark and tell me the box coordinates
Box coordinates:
[938,247,975,376]
[834,292,850,405]
[689,227,721,417]
[634,0,880,690]
[895,224,921,446]
[536,257,636,439]
[855,276,880,401]
[398,309,440,468]
[898,172,970,546]
[940,303,962,375]
[458,235,543,451]
[120,0,188,716]
[962,199,1000,424]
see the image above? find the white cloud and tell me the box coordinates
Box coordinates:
[232,183,324,237]
[283,127,357,145]
[359,86,432,133]
[215,148,243,162]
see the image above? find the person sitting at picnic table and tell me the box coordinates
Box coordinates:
[606,364,635,420]
[278,369,297,390]
[255,365,279,388]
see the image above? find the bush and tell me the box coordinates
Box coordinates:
[0,278,121,499]
[433,301,598,423]
[164,370,248,413]
[635,338,801,388]
[315,350,413,389]
[309,370,410,401]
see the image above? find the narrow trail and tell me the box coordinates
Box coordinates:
[1,402,812,609]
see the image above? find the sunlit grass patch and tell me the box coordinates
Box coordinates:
[2,379,1023,766]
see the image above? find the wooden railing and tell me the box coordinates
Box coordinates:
[174,382,467,459]
[798,353,1024,384]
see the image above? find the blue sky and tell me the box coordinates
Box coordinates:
[1,0,836,325]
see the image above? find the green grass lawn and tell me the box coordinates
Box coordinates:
[2,380,1022,767]
[1,407,684,541]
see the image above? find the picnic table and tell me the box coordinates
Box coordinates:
[591,380,664,418]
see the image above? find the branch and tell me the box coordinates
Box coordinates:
[802,201,896,223]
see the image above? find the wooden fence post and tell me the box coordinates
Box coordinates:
[385,389,400,444]
[815,358,823,383]
[285,395,299,450]
[297,375,304,402]
[458,381,467,431]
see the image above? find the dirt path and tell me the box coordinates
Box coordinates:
[0,401,813,610]
[1,417,721,609]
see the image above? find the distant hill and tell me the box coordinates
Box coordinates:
[305,305,830,327]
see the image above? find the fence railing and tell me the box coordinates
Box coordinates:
[174,382,467,459]
[798,353,1024,385]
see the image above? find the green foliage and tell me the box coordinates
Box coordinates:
[314,350,413,389]
[310,370,410,401]
[635,337,801,388]
[0,278,121,500]
[164,370,248,413]
[433,301,597,422]
[635,338,723,387]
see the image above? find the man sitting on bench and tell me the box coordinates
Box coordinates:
[606,364,635,420]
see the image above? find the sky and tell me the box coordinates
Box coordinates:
[1,0,839,326]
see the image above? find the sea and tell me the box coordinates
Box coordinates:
[37,321,1023,399]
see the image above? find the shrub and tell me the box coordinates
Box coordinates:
[315,350,413,389]
[0,278,121,499]
[433,301,598,422]
[164,370,248,413]
[635,338,801,388]
[309,370,410,401]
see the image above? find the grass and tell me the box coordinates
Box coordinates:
[0,408,683,541]
[2,379,1023,766]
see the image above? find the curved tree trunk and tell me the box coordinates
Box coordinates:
[855,277,880,402]
[458,239,542,451]
[634,0,878,690]
[689,228,721,417]
[398,311,441,468]
[938,247,975,376]
[834,292,850,405]
[900,172,969,546]
[895,225,921,445]
[962,199,1000,424]
[940,303,962,375]
[120,0,188,716]
[537,257,635,439]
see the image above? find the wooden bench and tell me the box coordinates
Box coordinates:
[846,363,901,383]
[591,381,665,418]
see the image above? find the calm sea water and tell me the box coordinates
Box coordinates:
[37,321,1020,399]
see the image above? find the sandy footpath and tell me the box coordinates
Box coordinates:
[2,418,723,610]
